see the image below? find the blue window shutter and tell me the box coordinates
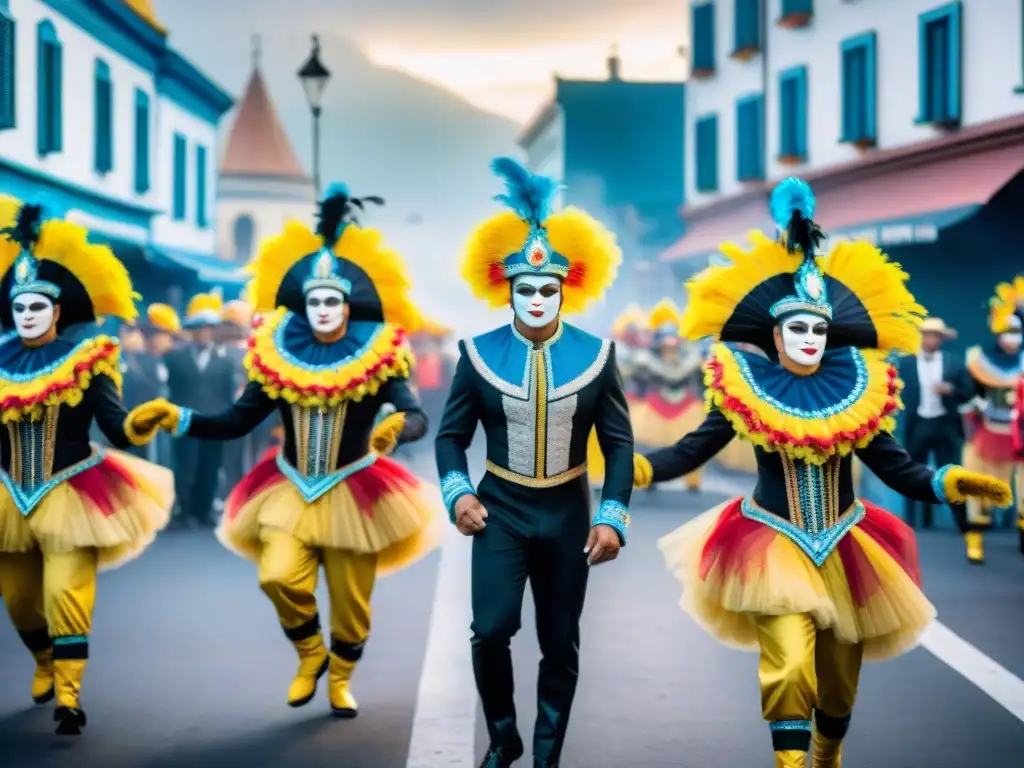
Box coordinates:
[695,115,718,192]
[737,95,765,181]
[692,4,715,73]
[840,33,877,143]
[0,10,15,131]
[779,66,808,159]
[918,3,962,124]
[94,59,112,174]
[946,3,962,122]
[51,41,62,152]
[196,146,207,227]
[734,0,760,53]
[173,133,187,220]
[782,0,814,15]
[36,22,50,155]
[134,89,150,194]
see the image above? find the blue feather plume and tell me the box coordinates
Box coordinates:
[770,177,815,230]
[490,157,556,226]
[325,182,350,200]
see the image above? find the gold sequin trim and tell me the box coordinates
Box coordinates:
[485,461,586,488]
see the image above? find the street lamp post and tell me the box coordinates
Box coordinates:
[298,35,331,199]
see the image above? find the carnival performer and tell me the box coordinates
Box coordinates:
[631,298,705,491]
[960,281,1024,563]
[127,185,441,717]
[0,198,172,735]
[435,158,633,768]
[631,178,1011,768]
[609,303,648,405]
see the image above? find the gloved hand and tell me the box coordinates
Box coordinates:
[633,452,654,489]
[124,399,181,445]
[940,466,1012,507]
[370,412,406,456]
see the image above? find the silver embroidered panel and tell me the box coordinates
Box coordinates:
[501,395,537,475]
[15,421,47,494]
[546,395,577,476]
[291,405,345,479]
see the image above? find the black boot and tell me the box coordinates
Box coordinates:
[479,744,524,768]
[54,706,86,736]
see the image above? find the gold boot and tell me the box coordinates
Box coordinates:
[965,531,985,564]
[31,647,54,704]
[812,732,843,767]
[287,634,328,707]
[53,658,87,736]
[328,653,358,718]
[775,750,808,767]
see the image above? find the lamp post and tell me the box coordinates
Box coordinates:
[298,35,331,199]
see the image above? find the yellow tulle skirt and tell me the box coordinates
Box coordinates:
[631,391,704,448]
[217,451,443,576]
[0,449,173,571]
[659,498,936,661]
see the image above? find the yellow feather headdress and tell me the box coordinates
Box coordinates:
[611,304,646,336]
[146,303,181,333]
[185,291,223,321]
[460,158,620,315]
[0,196,138,324]
[987,277,1024,334]
[682,180,925,356]
[647,298,684,331]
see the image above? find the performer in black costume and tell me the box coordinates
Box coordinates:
[435,158,634,768]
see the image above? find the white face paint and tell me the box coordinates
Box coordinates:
[305,287,346,336]
[780,312,828,367]
[511,274,562,329]
[12,292,56,341]
[999,331,1022,353]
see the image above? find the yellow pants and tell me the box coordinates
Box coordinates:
[0,547,97,708]
[257,528,377,661]
[757,614,863,753]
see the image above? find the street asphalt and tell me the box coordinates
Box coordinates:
[1,459,1022,767]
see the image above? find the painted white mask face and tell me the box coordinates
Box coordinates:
[780,312,828,366]
[999,331,1022,353]
[305,287,346,336]
[12,292,56,341]
[512,274,561,329]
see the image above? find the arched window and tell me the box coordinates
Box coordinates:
[232,214,255,263]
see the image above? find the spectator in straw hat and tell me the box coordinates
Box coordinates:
[898,317,975,529]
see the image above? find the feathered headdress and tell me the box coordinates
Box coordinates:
[146,303,181,334]
[681,177,925,355]
[246,182,421,331]
[611,304,646,337]
[647,298,684,331]
[460,157,621,314]
[987,277,1024,334]
[184,290,223,327]
[0,195,138,329]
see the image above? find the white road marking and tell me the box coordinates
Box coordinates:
[920,620,1024,724]
[406,524,478,767]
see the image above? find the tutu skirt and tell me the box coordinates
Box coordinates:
[632,391,704,447]
[217,450,443,576]
[0,449,173,571]
[659,497,936,661]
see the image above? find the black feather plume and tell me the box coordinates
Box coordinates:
[316,184,386,247]
[1,203,44,251]
[785,210,825,256]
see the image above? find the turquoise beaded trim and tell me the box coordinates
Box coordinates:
[740,498,864,567]
[732,347,868,419]
[0,450,105,516]
[0,330,117,383]
[593,499,630,546]
[769,719,812,733]
[275,451,377,503]
[931,464,954,504]
[274,312,386,373]
[440,470,476,521]
[53,635,88,645]
[172,408,193,438]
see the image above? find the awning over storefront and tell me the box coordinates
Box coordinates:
[151,247,248,287]
[661,113,1024,264]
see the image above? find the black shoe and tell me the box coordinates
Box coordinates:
[479,745,523,768]
[54,706,86,736]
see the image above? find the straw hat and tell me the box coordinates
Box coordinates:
[919,317,957,338]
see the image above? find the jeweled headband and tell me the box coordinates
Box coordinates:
[502,229,571,280]
[10,252,60,301]
[302,248,352,296]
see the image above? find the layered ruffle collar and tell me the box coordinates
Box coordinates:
[966,345,1019,390]
[245,307,412,407]
[0,322,121,422]
[704,342,900,464]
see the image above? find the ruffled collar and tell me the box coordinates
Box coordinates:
[0,322,122,422]
[705,342,900,464]
[245,307,412,407]
[966,345,1019,390]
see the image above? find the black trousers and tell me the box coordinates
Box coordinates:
[173,438,224,524]
[905,416,972,532]
[470,474,591,763]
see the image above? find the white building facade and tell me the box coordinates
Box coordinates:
[519,99,566,210]
[0,0,234,296]
[676,0,1024,257]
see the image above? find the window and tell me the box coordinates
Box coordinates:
[736,94,764,182]
[233,215,255,263]
[94,59,113,174]
[172,133,187,220]
[778,66,808,162]
[0,3,15,131]
[134,89,150,193]
[695,115,718,192]
[918,2,962,125]
[841,32,877,145]
[36,20,62,156]
[692,4,715,76]
[778,0,814,28]
[196,145,208,228]
[733,0,761,57]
